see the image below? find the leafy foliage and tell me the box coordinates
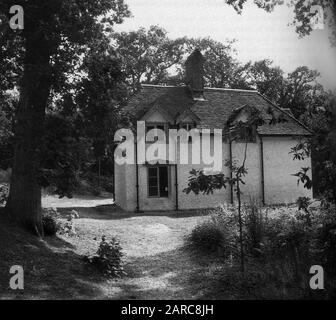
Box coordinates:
[188,202,336,298]
[225,0,336,44]
[292,167,313,190]
[58,216,77,237]
[247,61,322,118]
[291,95,336,203]
[84,236,126,278]
[244,200,265,255]
[184,169,228,196]
[188,206,238,256]
[296,196,311,214]
[42,208,60,237]
[0,92,16,170]
[0,184,9,206]
[113,26,187,93]
[189,222,225,253]
[114,26,324,97]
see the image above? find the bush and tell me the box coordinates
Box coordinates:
[76,172,114,196]
[244,200,265,256]
[0,169,11,183]
[57,211,77,236]
[188,201,336,299]
[0,184,9,206]
[84,236,126,278]
[188,205,237,256]
[314,206,336,275]
[297,196,311,212]
[189,221,224,253]
[42,208,60,236]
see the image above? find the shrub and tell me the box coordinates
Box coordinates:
[188,205,237,257]
[188,202,336,299]
[314,206,336,275]
[189,221,224,253]
[0,184,9,206]
[244,200,265,256]
[296,197,311,213]
[42,208,60,236]
[57,212,77,236]
[76,172,114,196]
[0,169,11,183]
[84,236,126,278]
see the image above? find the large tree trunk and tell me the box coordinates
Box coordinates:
[6,34,52,235]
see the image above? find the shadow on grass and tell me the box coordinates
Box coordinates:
[0,210,219,300]
[0,214,109,300]
[109,245,231,300]
[56,204,209,221]
[109,243,328,300]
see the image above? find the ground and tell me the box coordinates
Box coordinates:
[0,194,228,300]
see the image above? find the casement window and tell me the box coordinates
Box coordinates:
[147,166,169,198]
[145,123,167,142]
[179,123,196,142]
[180,123,195,131]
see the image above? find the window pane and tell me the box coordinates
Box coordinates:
[148,167,158,197]
[159,166,169,197]
[181,123,194,131]
[148,167,157,178]
[148,177,157,187]
[148,186,158,197]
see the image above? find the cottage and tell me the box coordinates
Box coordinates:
[114,50,312,212]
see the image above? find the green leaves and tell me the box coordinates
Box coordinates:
[292,167,313,190]
[113,25,187,93]
[225,0,335,44]
[290,140,311,161]
[183,169,228,195]
[85,236,126,278]
[183,159,249,197]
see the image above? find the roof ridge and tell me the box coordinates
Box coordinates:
[141,84,180,88]
[141,84,259,93]
[258,93,313,135]
[204,87,258,93]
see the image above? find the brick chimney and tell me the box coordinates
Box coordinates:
[185,49,204,99]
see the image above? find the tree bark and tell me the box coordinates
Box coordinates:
[237,140,248,273]
[237,180,245,273]
[6,34,52,235]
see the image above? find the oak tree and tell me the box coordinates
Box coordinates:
[0,0,130,234]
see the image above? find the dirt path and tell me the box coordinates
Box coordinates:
[43,196,211,299]
[68,215,209,299]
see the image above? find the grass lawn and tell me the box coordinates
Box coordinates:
[0,195,230,300]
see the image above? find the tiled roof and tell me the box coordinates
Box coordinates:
[125,84,311,136]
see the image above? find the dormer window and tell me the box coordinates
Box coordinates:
[179,123,195,131]
[145,123,167,142]
[178,123,196,143]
